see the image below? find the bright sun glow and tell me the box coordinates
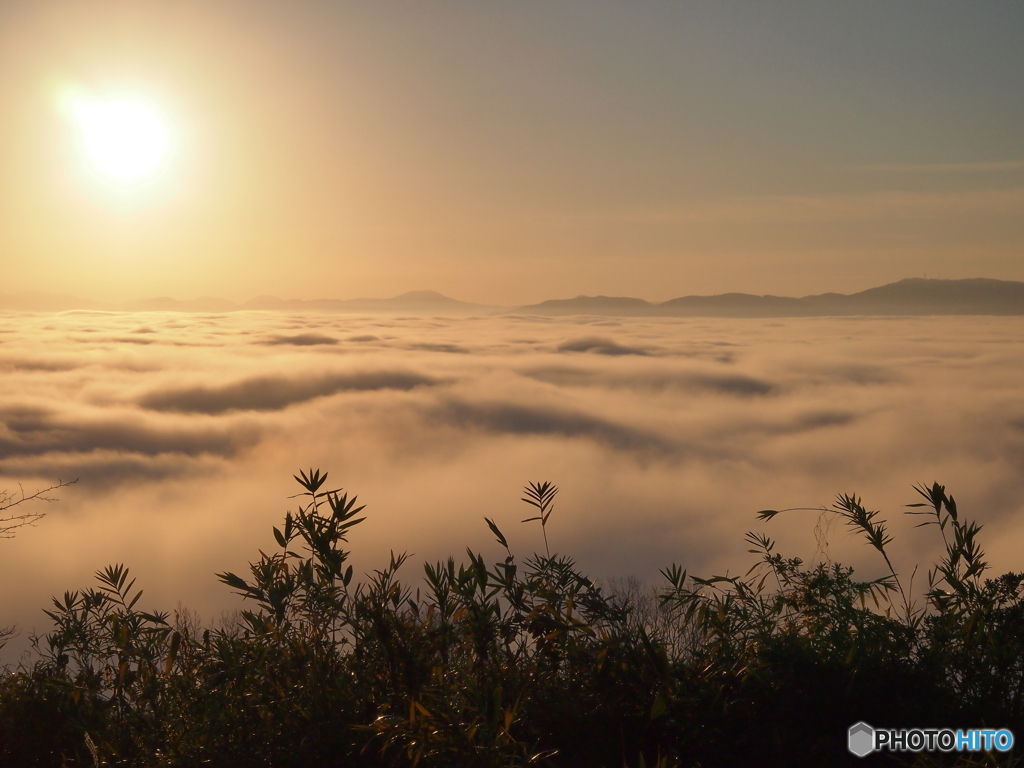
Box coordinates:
[69,96,173,184]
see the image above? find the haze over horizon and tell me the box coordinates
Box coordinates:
[5,276,1024,316]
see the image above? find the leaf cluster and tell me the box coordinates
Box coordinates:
[2,473,1024,767]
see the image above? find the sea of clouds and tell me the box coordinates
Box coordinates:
[2,309,1024,661]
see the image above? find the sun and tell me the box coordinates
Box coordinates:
[68,95,173,184]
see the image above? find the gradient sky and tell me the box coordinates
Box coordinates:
[1,1,1022,304]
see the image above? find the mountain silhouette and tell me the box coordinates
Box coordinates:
[512,295,655,316]
[517,279,1024,317]
[3,279,1022,316]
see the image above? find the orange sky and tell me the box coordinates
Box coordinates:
[1,1,1022,305]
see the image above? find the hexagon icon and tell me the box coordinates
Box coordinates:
[848,722,875,757]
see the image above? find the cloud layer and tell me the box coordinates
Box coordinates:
[2,309,1024,661]
[139,370,440,414]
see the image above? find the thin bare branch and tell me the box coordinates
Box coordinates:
[0,479,78,538]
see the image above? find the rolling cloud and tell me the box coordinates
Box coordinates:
[0,405,260,460]
[521,365,776,396]
[423,397,680,458]
[263,333,339,346]
[1,310,1023,667]
[556,336,652,356]
[138,370,441,414]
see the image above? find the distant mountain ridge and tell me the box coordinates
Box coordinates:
[515,279,1024,317]
[2,279,1023,316]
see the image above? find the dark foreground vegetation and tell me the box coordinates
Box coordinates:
[2,471,1022,767]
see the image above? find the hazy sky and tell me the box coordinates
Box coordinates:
[1,1,1022,304]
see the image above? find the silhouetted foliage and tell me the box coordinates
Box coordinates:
[2,473,1022,766]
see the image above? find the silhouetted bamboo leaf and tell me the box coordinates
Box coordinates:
[484,517,508,549]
